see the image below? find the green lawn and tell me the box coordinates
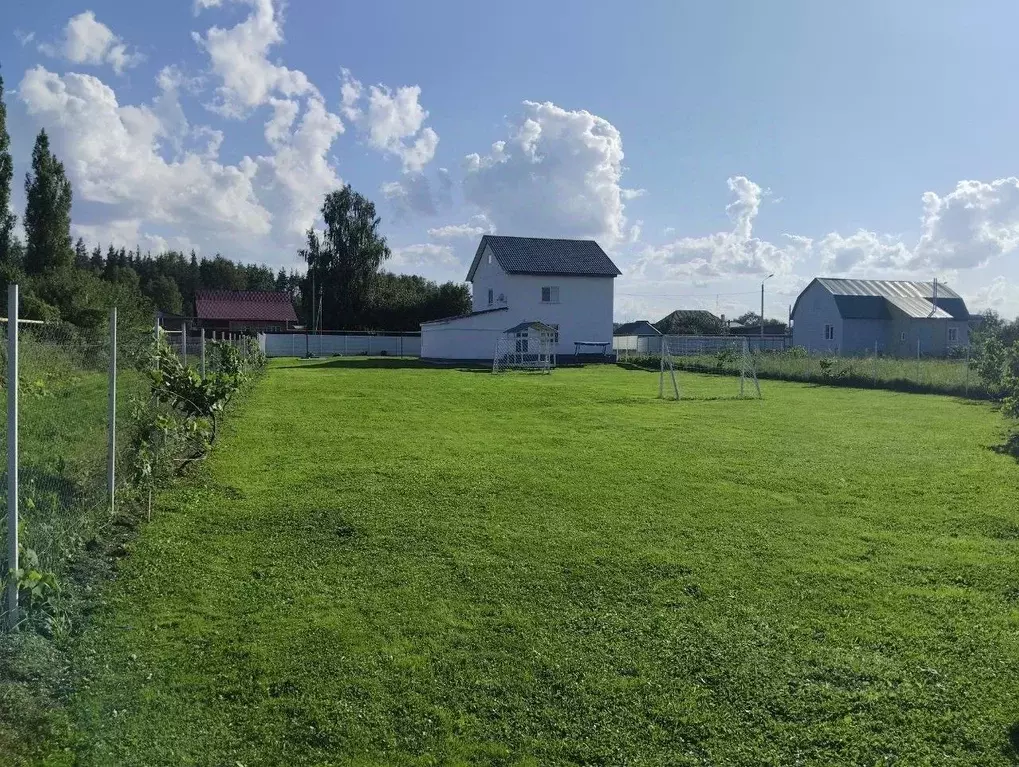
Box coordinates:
[41,360,1019,765]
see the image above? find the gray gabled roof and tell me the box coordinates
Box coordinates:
[466,235,621,281]
[614,320,662,337]
[795,278,969,320]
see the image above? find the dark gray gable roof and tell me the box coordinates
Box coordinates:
[657,309,721,323]
[614,320,662,336]
[466,235,621,281]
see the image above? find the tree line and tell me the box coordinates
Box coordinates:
[0,74,470,332]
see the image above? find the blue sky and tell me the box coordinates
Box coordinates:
[5,0,1019,320]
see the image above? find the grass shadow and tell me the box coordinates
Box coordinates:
[274,357,436,371]
[1005,722,1019,762]
[989,431,1019,463]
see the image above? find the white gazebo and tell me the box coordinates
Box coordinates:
[493,321,558,373]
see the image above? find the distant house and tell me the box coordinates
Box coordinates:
[195,290,298,333]
[613,320,662,355]
[791,278,971,356]
[655,309,723,336]
[420,236,621,360]
[726,320,787,336]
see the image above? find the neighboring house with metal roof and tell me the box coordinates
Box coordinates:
[791,278,971,356]
[420,235,621,360]
[194,290,298,333]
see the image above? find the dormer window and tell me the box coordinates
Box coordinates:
[487,288,493,306]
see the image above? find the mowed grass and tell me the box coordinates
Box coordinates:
[47,360,1019,766]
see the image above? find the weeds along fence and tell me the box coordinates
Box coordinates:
[619,346,986,399]
[1,287,265,632]
[160,326,263,375]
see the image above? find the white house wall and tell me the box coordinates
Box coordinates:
[471,245,510,312]
[792,281,842,353]
[420,310,509,359]
[422,272,615,360]
[509,274,615,351]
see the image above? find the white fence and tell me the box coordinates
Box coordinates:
[260,333,421,358]
[615,334,789,359]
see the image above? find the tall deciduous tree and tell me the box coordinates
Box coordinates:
[24,130,73,274]
[0,72,16,264]
[314,185,391,330]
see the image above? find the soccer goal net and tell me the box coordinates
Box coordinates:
[658,335,761,399]
[493,334,556,373]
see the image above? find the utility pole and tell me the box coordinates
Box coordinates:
[761,273,774,339]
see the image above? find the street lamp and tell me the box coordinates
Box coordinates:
[761,274,774,339]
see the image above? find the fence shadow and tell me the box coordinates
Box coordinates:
[274,356,461,372]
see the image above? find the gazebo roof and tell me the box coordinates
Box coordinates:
[504,321,558,335]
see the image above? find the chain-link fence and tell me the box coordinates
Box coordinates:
[0,302,152,629]
[618,345,982,398]
[2,290,267,630]
[159,326,261,375]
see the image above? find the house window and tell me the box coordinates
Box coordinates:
[515,331,528,353]
[900,331,907,342]
[487,288,493,306]
[541,286,560,304]
[824,324,835,341]
[948,326,958,343]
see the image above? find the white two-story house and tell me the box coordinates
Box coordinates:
[420,235,621,360]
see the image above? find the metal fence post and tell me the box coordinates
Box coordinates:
[108,307,117,516]
[873,341,878,386]
[6,284,19,629]
[201,328,206,378]
[965,346,971,397]
[916,339,921,383]
[181,321,187,368]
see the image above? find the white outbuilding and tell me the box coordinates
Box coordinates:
[420,235,621,361]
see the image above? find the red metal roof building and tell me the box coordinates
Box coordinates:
[194,290,298,332]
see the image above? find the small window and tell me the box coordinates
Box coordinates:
[541,286,560,303]
[824,324,835,341]
[487,288,493,306]
[488,252,492,264]
[900,331,907,342]
[948,327,958,342]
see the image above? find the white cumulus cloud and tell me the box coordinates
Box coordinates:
[39,11,144,75]
[637,176,808,279]
[462,101,629,246]
[340,69,439,172]
[913,178,1019,269]
[427,216,493,240]
[382,169,453,219]
[255,96,344,238]
[19,65,271,251]
[193,0,316,117]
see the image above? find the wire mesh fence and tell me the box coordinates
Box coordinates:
[0,317,148,597]
[2,297,267,631]
[617,344,982,398]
